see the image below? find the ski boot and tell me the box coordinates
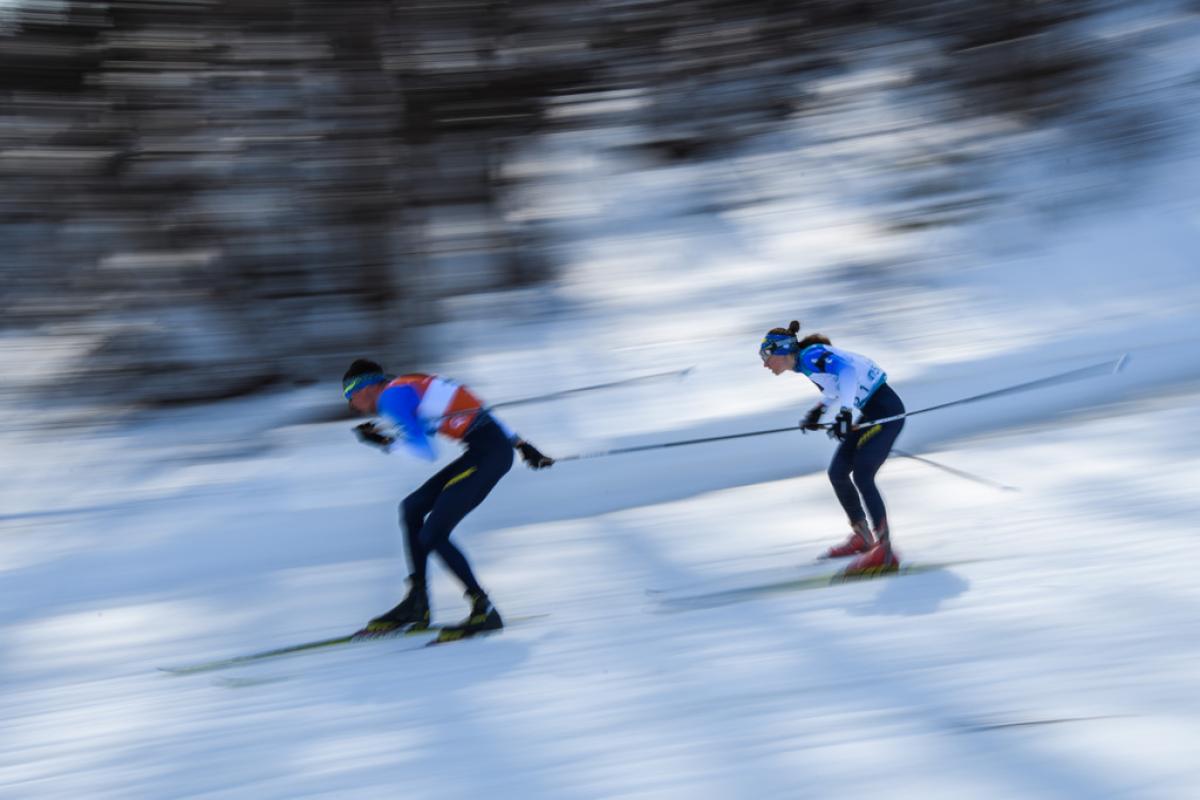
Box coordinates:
[360,578,430,637]
[841,531,900,577]
[821,519,873,559]
[434,590,503,644]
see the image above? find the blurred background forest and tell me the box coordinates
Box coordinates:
[1,0,1191,406]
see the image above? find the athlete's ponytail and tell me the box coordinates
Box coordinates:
[797,331,831,349]
[761,319,832,358]
[764,319,799,337]
[769,319,831,349]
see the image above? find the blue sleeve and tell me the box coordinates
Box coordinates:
[799,346,850,377]
[798,346,830,375]
[377,384,437,462]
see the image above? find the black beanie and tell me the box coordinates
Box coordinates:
[343,358,384,383]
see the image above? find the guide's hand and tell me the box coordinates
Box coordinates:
[517,440,554,470]
[354,421,394,451]
[800,404,825,433]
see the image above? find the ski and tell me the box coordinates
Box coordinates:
[159,614,549,674]
[158,627,437,675]
[650,561,978,613]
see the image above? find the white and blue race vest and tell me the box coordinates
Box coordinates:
[795,344,887,424]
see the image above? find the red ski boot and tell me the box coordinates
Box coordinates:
[841,541,900,577]
[821,520,872,559]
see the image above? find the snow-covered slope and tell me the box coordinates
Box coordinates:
[3,368,1199,800]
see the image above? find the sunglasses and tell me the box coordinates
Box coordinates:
[759,337,795,361]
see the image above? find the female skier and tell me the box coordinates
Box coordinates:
[760,321,905,576]
[342,358,554,640]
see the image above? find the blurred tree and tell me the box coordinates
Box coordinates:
[0,0,1176,407]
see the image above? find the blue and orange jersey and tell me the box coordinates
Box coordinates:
[375,373,515,461]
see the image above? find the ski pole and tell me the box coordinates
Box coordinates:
[555,354,1127,463]
[557,431,1021,491]
[555,425,800,462]
[892,448,1018,492]
[847,354,1128,431]
[488,366,694,411]
[435,366,695,423]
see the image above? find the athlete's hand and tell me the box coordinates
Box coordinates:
[516,440,554,469]
[354,421,394,451]
[829,408,854,442]
[800,404,825,433]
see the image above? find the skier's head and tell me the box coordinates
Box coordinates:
[761,321,832,375]
[343,358,389,412]
[760,320,801,374]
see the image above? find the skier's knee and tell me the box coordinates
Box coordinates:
[400,495,426,527]
[850,465,881,493]
[827,465,852,489]
[418,520,451,552]
[418,504,461,548]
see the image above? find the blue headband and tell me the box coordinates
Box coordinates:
[343,373,387,399]
[760,332,799,357]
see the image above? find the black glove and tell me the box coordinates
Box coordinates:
[830,408,854,442]
[516,440,554,469]
[354,421,394,451]
[800,404,825,432]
